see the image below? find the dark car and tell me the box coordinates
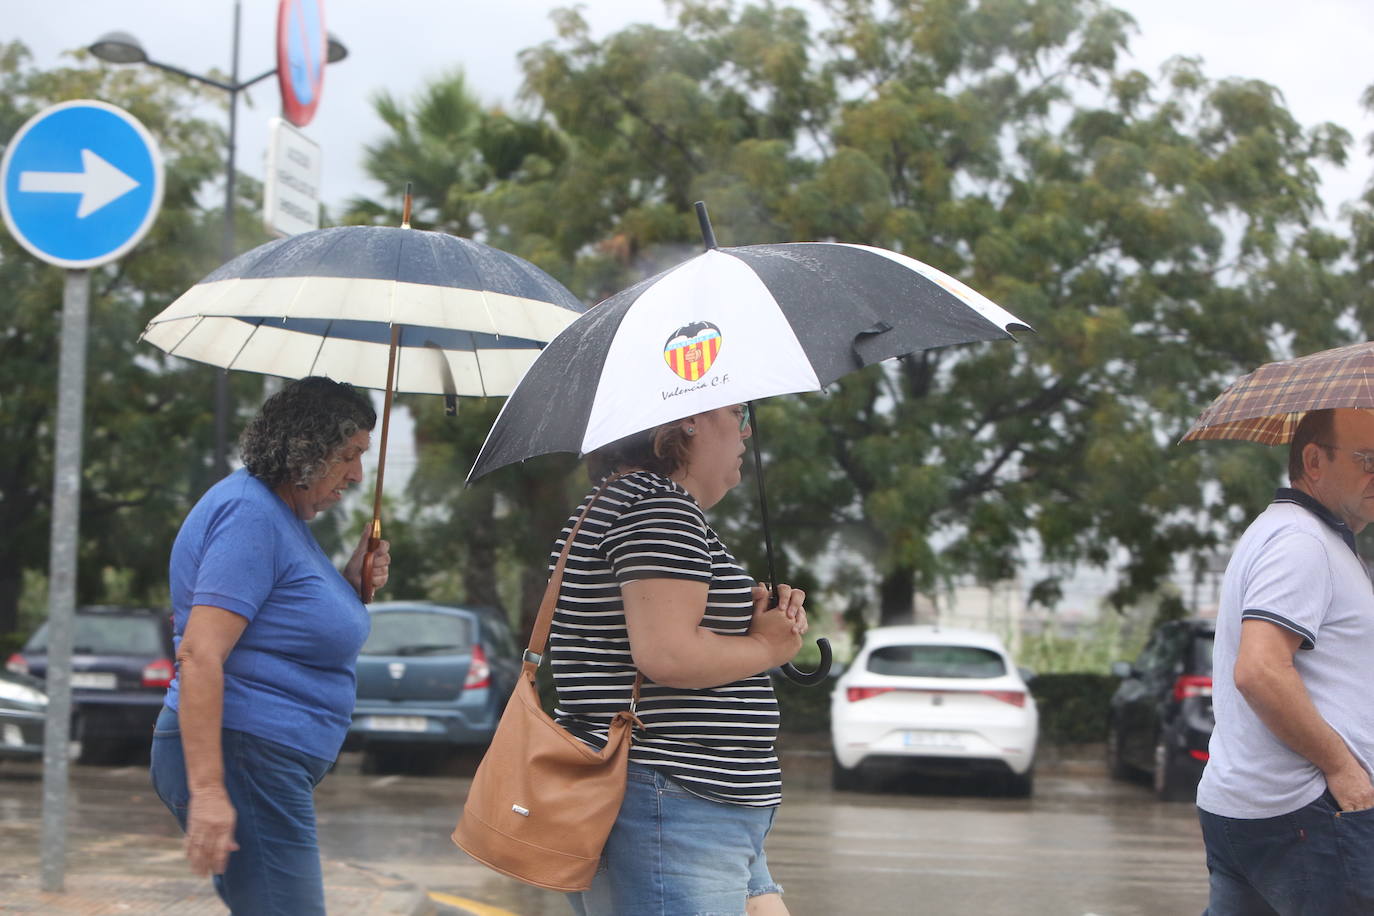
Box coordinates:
[1106,618,1215,801]
[0,668,47,763]
[7,605,174,765]
[347,601,520,771]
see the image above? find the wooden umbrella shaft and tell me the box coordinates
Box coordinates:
[361,324,401,602]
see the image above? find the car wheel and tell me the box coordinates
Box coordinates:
[1004,768,1034,798]
[360,747,398,775]
[831,751,863,792]
[73,716,121,766]
[1153,737,1196,802]
[1106,720,1132,781]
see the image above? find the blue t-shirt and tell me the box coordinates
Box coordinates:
[165,468,371,760]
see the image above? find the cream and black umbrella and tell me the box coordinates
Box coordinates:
[142,210,585,599]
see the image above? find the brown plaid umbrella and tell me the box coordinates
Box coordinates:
[1181,341,1374,445]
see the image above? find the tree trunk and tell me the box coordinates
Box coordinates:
[517,496,569,646]
[463,535,502,612]
[0,564,22,645]
[515,465,585,645]
[878,566,916,626]
[459,489,503,612]
[517,564,547,648]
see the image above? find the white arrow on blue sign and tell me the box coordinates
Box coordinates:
[1,100,164,269]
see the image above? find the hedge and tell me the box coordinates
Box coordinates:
[1027,673,1119,745]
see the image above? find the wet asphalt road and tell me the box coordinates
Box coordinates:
[0,741,1208,915]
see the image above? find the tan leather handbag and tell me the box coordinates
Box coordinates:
[452,480,641,892]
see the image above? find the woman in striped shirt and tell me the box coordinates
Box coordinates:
[550,403,809,916]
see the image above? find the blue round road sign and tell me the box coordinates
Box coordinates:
[277,0,327,127]
[0,100,163,269]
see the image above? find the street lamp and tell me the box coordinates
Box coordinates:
[90,3,347,481]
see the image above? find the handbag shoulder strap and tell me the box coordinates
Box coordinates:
[523,473,643,703]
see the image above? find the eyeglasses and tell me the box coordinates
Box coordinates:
[1316,443,1374,474]
[731,405,750,433]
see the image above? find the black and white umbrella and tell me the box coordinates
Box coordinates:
[470,208,1029,477]
[141,213,586,601]
[468,203,1032,682]
[141,223,586,399]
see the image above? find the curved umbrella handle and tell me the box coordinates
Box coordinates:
[780,637,832,686]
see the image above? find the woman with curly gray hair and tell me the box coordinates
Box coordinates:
[150,376,392,915]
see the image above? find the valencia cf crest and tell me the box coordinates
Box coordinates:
[663,321,722,381]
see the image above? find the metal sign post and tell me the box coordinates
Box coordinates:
[0,99,163,892]
[38,269,89,892]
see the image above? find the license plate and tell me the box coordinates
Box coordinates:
[902,730,965,749]
[364,715,428,733]
[3,724,22,746]
[71,672,116,690]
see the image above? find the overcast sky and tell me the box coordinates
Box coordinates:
[9,0,1373,219]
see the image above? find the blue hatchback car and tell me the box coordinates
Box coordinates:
[348,601,520,769]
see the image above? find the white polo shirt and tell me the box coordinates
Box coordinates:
[1197,490,1374,819]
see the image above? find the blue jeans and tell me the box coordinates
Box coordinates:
[1199,791,1374,915]
[149,706,333,915]
[569,761,783,916]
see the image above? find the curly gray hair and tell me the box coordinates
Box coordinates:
[239,377,377,489]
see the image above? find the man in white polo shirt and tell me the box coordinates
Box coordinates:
[1197,407,1374,915]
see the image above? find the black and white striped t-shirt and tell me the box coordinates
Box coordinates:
[549,471,782,807]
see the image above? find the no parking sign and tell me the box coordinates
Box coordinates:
[277,0,327,127]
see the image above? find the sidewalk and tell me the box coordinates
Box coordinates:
[0,842,437,915]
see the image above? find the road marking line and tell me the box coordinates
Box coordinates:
[428,891,521,916]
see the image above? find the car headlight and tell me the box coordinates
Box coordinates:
[0,679,48,707]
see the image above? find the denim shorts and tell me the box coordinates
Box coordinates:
[1199,790,1374,915]
[149,706,333,916]
[569,761,783,916]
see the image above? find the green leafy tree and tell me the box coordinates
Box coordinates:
[501,0,1359,624]
[354,1,1362,636]
[0,43,270,637]
[1350,83,1374,332]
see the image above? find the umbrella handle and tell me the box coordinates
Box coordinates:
[359,520,381,604]
[360,324,400,606]
[780,637,832,686]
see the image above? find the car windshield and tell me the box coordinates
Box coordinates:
[1191,633,1215,675]
[25,615,165,655]
[867,644,1007,679]
[362,611,473,657]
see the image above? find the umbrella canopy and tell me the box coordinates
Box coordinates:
[1181,340,1374,445]
[140,224,586,398]
[469,240,1030,479]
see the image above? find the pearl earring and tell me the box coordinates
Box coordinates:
[686,426,696,436]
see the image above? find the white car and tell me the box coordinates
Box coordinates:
[830,625,1038,795]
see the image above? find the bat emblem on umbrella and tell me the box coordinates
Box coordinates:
[663,321,722,381]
